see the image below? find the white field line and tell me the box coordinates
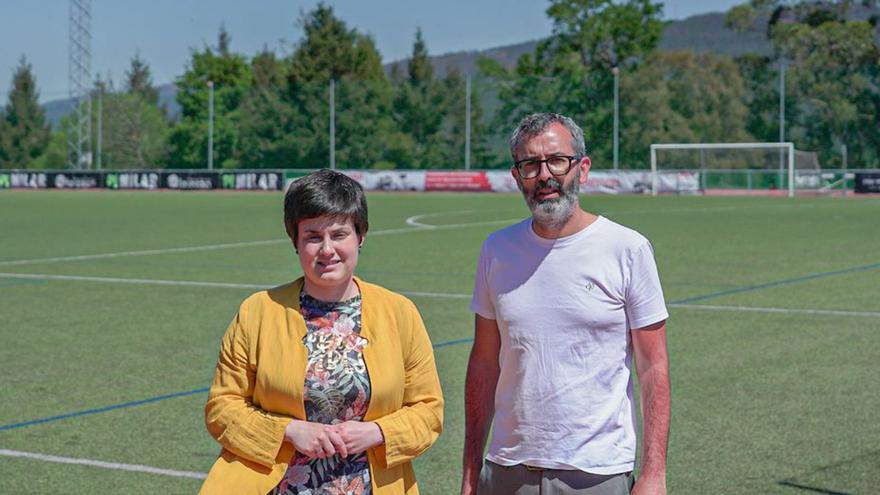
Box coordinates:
[0,271,875,317]
[670,303,880,318]
[404,209,513,229]
[0,272,471,299]
[0,448,207,480]
[0,200,821,269]
[0,218,520,268]
[0,239,285,267]
[0,272,267,290]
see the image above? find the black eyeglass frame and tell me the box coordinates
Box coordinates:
[513,155,579,179]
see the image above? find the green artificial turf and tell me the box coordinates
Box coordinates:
[1,190,878,494]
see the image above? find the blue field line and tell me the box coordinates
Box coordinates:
[433,337,474,348]
[0,337,475,433]
[670,261,880,305]
[0,387,210,432]
[5,261,875,433]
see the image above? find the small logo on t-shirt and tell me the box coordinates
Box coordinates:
[585,281,595,292]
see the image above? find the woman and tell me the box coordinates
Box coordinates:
[200,169,444,495]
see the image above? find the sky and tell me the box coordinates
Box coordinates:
[0,0,745,103]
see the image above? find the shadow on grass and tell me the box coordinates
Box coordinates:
[776,481,850,495]
[776,449,878,495]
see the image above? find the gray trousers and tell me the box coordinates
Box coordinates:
[478,460,634,495]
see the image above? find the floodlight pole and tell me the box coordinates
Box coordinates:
[330,79,336,170]
[207,80,214,170]
[96,87,102,170]
[779,58,786,145]
[465,74,471,171]
[778,58,786,185]
[612,66,619,171]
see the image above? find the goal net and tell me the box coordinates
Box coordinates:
[648,142,832,197]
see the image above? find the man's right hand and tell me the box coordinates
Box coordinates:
[461,314,501,495]
[284,419,348,459]
[460,460,483,495]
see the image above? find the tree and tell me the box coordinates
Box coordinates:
[483,0,664,168]
[620,51,752,168]
[125,53,158,105]
[238,48,293,168]
[390,28,456,168]
[280,3,395,169]
[726,0,880,167]
[97,91,168,169]
[167,27,252,168]
[0,56,50,168]
[773,19,880,167]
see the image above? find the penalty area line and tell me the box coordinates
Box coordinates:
[0,448,207,480]
[0,272,876,317]
[0,218,518,268]
[0,272,471,299]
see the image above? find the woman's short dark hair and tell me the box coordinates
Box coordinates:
[283,169,369,244]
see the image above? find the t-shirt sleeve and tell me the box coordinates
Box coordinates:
[469,241,496,320]
[625,240,669,330]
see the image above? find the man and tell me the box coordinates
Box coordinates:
[462,113,670,495]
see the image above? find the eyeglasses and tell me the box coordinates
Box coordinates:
[514,155,578,180]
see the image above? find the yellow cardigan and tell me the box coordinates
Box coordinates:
[199,277,444,495]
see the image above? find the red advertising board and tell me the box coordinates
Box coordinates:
[425,171,491,191]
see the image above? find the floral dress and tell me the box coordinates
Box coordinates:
[271,293,372,495]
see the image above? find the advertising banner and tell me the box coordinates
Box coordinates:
[49,172,101,189]
[653,171,700,194]
[855,172,880,194]
[425,171,491,191]
[343,170,426,191]
[105,172,160,190]
[485,171,519,192]
[487,170,698,194]
[220,172,283,191]
[1,172,49,189]
[161,172,217,190]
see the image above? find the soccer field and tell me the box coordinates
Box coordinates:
[1,190,878,494]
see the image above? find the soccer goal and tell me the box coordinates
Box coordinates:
[650,142,795,197]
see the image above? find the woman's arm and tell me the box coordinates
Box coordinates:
[370,299,444,468]
[204,310,292,468]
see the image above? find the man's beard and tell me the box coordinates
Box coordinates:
[519,169,580,230]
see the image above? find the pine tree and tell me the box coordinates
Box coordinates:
[0,56,50,168]
[218,24,232,56]
[125,53,158,104]
[280,3,394,168]
[167,26,252,168]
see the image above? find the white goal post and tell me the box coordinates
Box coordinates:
[650,142,795,197]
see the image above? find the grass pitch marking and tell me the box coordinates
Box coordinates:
[0,200,827,268]
[0,272,471,300]
[0,218,519,268]
[0,449,207,480]
[0,272,877,318]
[670,303,880,318]
[404,209,515,229]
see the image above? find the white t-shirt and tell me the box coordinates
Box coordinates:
[470,215,668,475]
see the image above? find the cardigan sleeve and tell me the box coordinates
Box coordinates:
[372,299,444,468]
[204,303,291,469]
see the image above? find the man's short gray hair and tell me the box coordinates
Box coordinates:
[508,113,587,161]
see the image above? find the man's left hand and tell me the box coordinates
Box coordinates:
[631,474,666,495]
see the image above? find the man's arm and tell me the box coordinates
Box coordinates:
[461,314,501,495]
[631,319,670,495]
